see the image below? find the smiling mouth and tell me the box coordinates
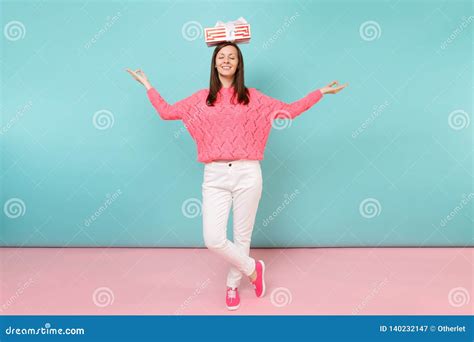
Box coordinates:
[221,66,232,70]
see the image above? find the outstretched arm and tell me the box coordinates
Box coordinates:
[268,88,323,120]
[146,87,190,121]
[259,80,348,120]
[126,68,190,121]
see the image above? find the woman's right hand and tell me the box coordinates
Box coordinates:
[126,68,151,89]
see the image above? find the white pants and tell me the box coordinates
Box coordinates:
[202,159,263,288]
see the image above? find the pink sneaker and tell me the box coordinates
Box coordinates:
[226,287,240,310]
[251,260,266,298]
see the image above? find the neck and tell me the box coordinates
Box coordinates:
[218,74,234,89]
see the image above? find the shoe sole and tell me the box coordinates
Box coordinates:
[227,303,240,310]
[258,260,266,298]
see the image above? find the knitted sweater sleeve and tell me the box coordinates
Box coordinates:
[146,87,199,120]
[254,88,324,120]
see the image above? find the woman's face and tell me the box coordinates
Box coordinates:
[215,45,239,77]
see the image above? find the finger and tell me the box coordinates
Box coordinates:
[126,70,138,78]
[127,71,140,81]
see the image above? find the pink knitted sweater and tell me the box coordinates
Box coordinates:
[146,86,324,163]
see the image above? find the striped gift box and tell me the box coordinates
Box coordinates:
[204,23,251,46]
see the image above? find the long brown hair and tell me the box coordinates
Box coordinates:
[206,42,249,106]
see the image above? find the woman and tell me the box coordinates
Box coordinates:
[127,42,347,310]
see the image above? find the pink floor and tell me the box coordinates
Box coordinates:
[1,247,472,315]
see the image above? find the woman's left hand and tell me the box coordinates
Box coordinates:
[320,81,348,94]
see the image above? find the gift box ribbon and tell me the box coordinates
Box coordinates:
[214,17,248,41]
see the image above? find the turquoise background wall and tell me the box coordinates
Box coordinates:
[1,0,472,247]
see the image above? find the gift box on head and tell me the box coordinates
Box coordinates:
[204,17,251,46]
